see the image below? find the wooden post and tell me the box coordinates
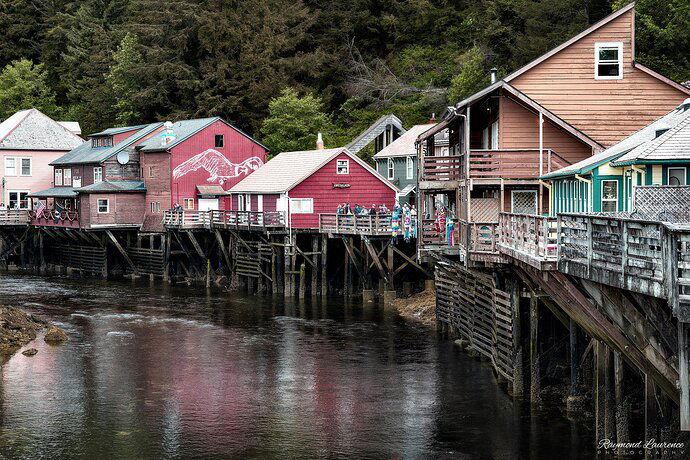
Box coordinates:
[162,234,170,282]
[271,244,278,295]
[312,235,318,296]
[614,351,630,453]
[604,345,616,441]
[510,277,524,398]
[344,237,351,296]
[645,374,659,460]
[679,322,689,431]
[206,259,211,288]
[569,318,581,394]
[299,263,306,299]
[595,341,606,445]
[387,243,394,291]
[530,294,540,405]
[39,231,46,274]
[321,235,328,297]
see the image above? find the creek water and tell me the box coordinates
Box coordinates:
[0,274,593,459]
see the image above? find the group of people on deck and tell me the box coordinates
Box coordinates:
[336,203,390,215]
[335,202,417,243]
[433,203,455,247]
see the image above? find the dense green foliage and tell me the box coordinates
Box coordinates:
[0,0,687,154]
[0,59,57,119]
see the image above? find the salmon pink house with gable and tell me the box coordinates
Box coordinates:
[228,148,398,229]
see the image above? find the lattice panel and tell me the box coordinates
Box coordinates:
[471,198,499,222]
[634,186,690,222]
[512,191,537,215]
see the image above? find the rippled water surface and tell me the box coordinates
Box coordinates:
[0,274,593,459]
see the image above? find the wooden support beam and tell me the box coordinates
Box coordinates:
[387,244,394,290]
[570,318,582,395]
[293,243,316,269]
[595,341,606,444]
[364,238,388,284]
[214,230,232,272]
[341,237,363,278]
[510,276,524,398]
[105,230,138,275]
[614,351,630,450]
[391,246,432,278]
[645,375,660,456]
[530,293,540,405]
[321,235,328,297]
[344,238,351,296]
[185,231,205,258]
[311,236,318,296]
[680,322,690,431]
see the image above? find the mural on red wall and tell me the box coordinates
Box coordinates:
[173,149,264,185]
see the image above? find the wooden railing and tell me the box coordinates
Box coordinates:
[420,155,462,181]
[467,221,500,253]
[498,213,558,265]
[29,209,79,228]
[211,210,285,229]
[163,210,286,230]
[319,214,398,236]
[420,218,461,247]
[0,209,30,225]
[468,149,569,180]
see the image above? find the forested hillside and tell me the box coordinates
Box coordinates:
[0,0,687,152]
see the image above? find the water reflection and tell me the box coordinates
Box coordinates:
[0,275,593,458]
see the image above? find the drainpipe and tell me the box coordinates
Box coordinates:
[539,112,544,214]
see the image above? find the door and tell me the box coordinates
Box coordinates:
[198,198,220,211]
[511,190,538,215]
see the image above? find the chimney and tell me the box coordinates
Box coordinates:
[316,132,324,150]
[430,113,437,124]
[161,121,175,146]
[490,67,498,84]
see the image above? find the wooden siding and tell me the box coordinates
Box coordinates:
[289,152,396,229]
[230,193,279,212]
[81,192,145,228]
[141,151,172,219]
[168,119,267,210]
[1,149,68,204]
[510,8,688,147]
[498,96,592,165]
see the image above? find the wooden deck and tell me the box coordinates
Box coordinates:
[29,210,80,228]
[163,210,286,231]
[0,210,30,226]
[497,213,557,270]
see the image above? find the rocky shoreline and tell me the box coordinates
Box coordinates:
[0,306,67,359]
[392,288,437,328]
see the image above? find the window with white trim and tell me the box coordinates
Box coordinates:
[184,198,194,209]
[20,158,31,176]
[97,198,109,213]
[93,167,103,183]
[595,42,623,80]
[387,158,394,180]
[601,180,618,212]
[406,156,414,180]
[54,169,63,186]
[8,191,29,210]
[668,167,687,186]
[63,168,72,186]
[336,159,349,174]
[290,198,313,214]
[4,157,16,176]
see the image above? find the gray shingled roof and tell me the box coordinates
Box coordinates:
[76,180,146,193]
[28,187,77,198]
[0,109,83,151]
[90,124,148,136]
[51,122,163,165]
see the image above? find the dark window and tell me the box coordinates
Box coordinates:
[215,134,224,148]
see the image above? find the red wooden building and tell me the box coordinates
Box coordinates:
[30,117,267,231]
[228,147,398,229]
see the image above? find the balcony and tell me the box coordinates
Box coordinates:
[421,155,462,181]
[468,149,569,181]
[0,210,30,226]
[319,213,400,236]
[163,210,286,231]
[29,210,80,228]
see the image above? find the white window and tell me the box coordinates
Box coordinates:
[511,190,538,215]
[97,198,109,213]
[93,167,103,183]
[601,180,618,212]
[4,157,16,176]
[150,202,161,213]
[387,158,394,180]
[73,177,82,188]
[406,156,414,180]
[668,167,687,186]
[8,191,29,210]
[595,42,623,80]
[257,195,263,212]
[290,198,313,214]
[54,169,63,186]
[490,121,499,149]
[336,159,349,175]
[63,168,72,186]
[20,158,31,176]
[183,198,194,209]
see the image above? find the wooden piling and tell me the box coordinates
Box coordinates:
[206,259,211,288]
[604,345,616,441]
[311,236,318,296]
[321,235,327,297]
[529,294,540,405]
[387,243,394,290]
[299,263,306,299]
[679,322,689,431]
[614,351,630,453]
[344,238,350,296]
[510,278,524,398]
[595,341,606,444]
[645,374,659,460]
[284,235,293,297]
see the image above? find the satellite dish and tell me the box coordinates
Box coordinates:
[117,151,130,165]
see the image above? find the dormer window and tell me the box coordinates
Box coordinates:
[91,136,114,148]
[595,42,623,80]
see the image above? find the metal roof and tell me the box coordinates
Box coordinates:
[346,114,406,154]
[374,124,435,159]
[76,180,146,193]
[0,109,83,151]
[28,187,77,198]
[229,148,398,194]
[196,185,228,195]
[90,124,148,136]
[51,122,164,165]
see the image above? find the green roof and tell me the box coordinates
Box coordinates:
[76,180,145,193]
[28,187,77,198]
[51,122,163,165]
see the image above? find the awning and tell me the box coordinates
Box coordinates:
[196,185,229,196]
[397,184,416,196]
[28,187,77,198]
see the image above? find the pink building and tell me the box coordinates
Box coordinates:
[0,109,82,209]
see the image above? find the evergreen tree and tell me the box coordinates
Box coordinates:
[0,59,58,119]
[107,32,144,126]
[447,47,491,103]
[0,0,49,67]
[260,88,334,155]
